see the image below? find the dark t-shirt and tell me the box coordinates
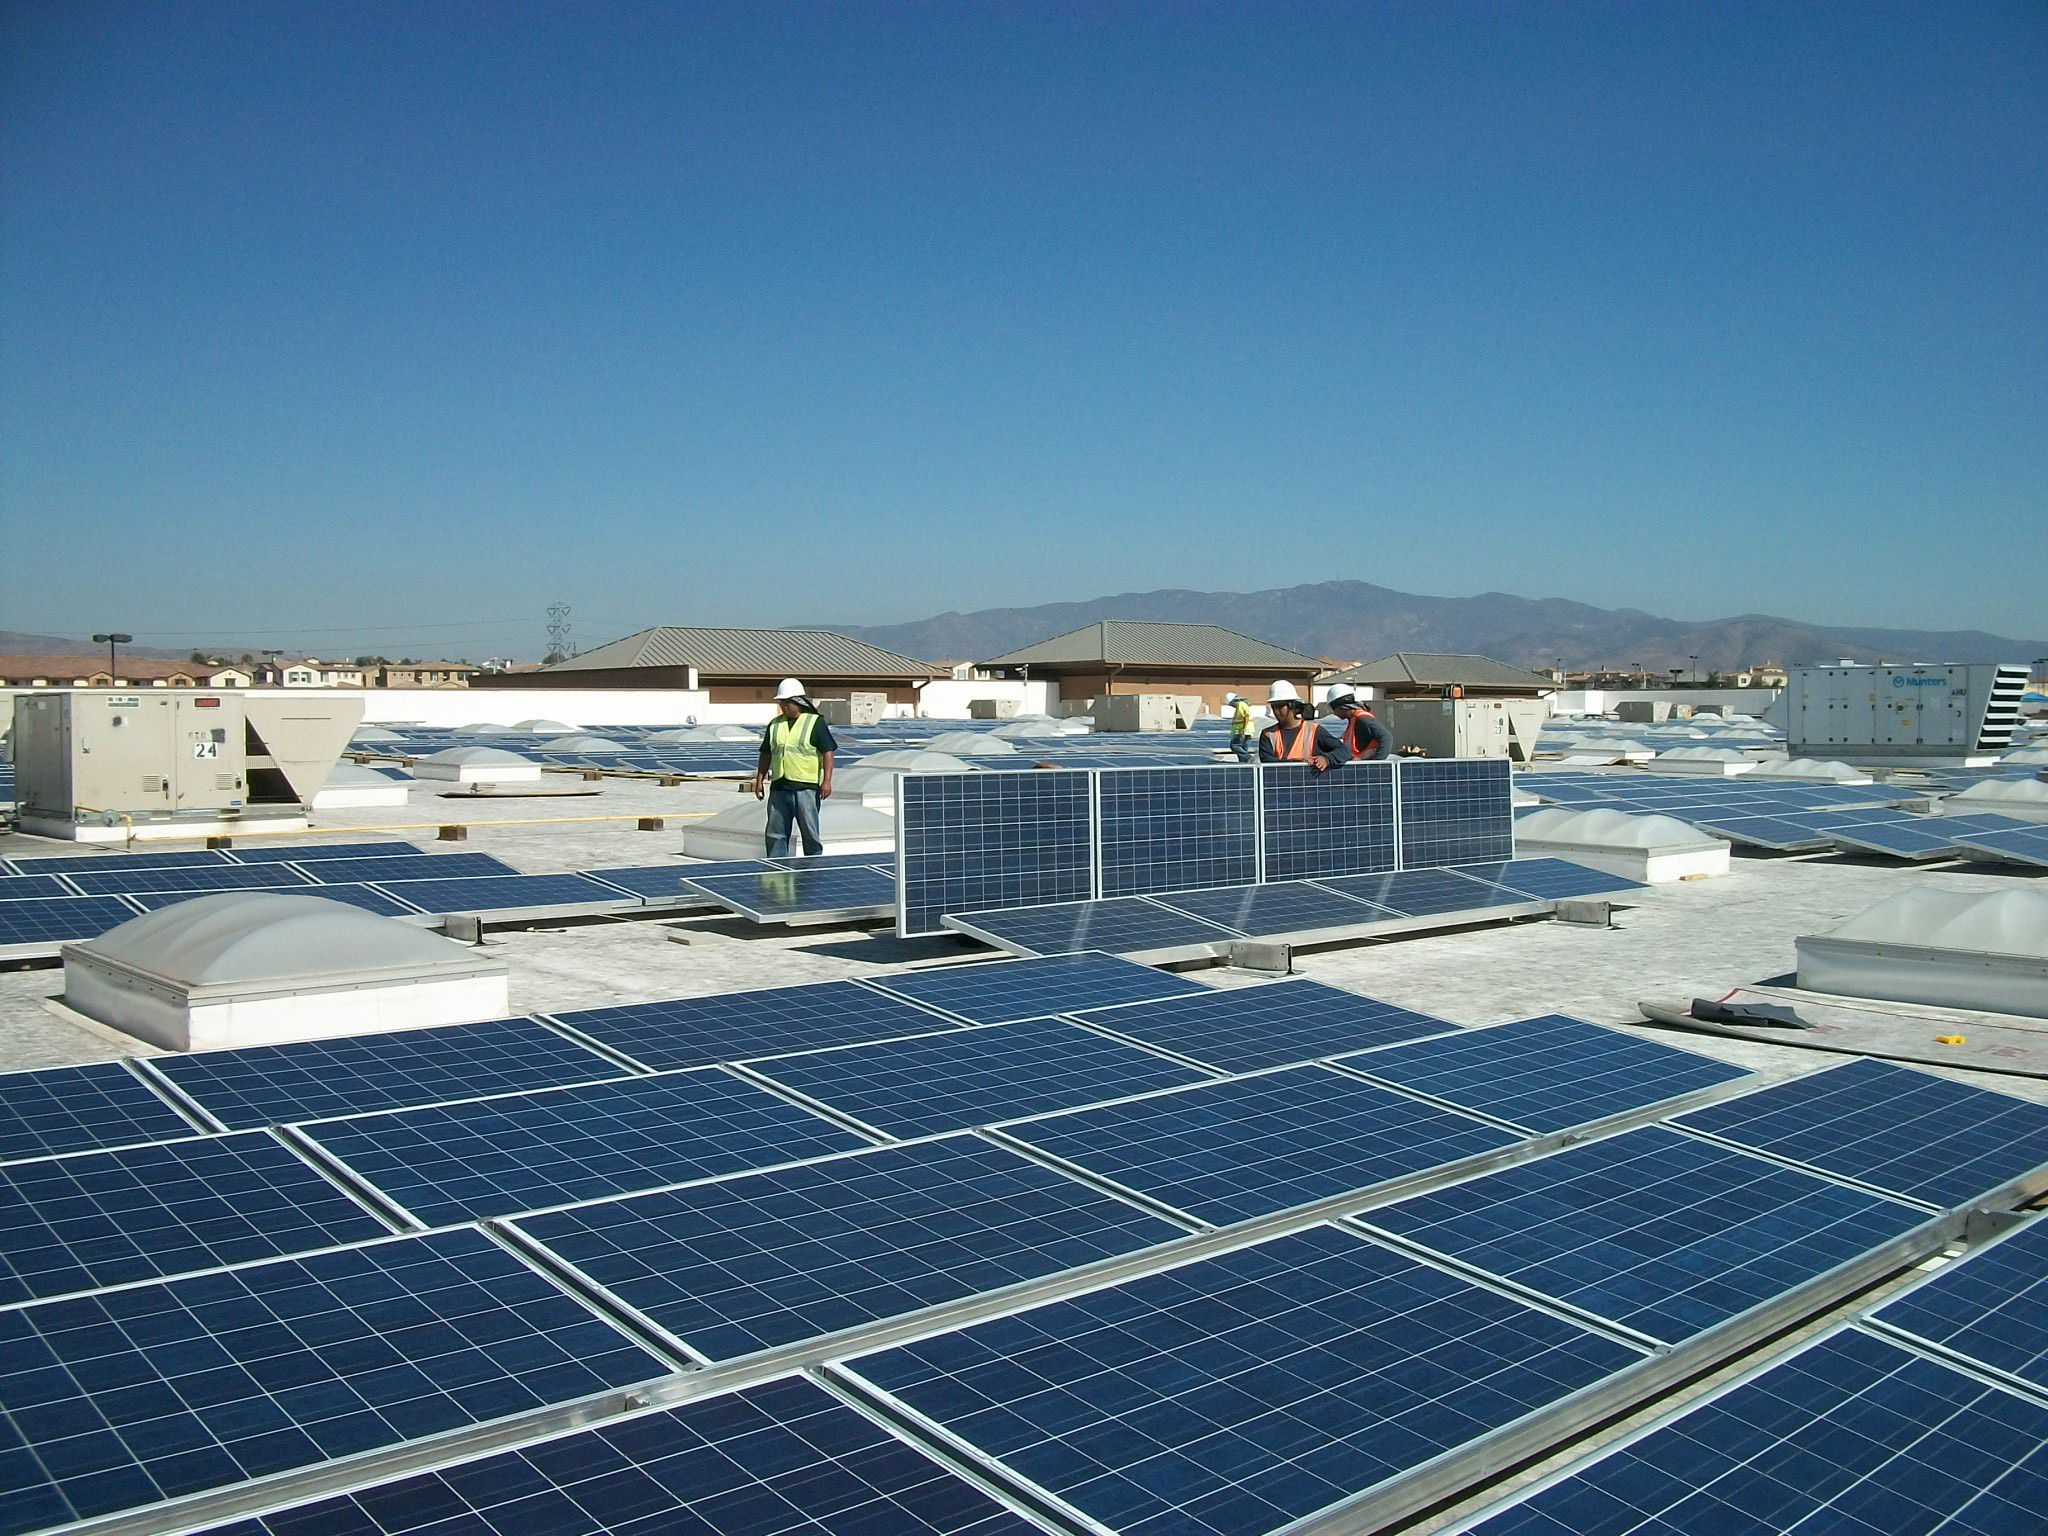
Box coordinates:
[757,710,838,784]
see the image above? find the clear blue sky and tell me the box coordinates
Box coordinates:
[3,1,2042,660]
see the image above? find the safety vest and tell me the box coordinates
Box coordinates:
[1230,700,1252,736]
[1262,720,1316,761]
[766,712,823,784]
[1342,712,1381,760]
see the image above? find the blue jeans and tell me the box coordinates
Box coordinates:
[765,782,823,857]
[1230,735,1253,763]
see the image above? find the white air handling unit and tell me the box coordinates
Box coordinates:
[1767,663,2029,765]
[62,892,511,1050]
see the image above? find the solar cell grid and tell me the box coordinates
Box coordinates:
[1458,1328,2048,1536]
[0,896,146,951]
[1000,1064,1521,1224]
[190,1375,1037,1536]
[1096,765,1257,897]
[683,865,896,921]
[1259,761,1396,880]
[1672,1057,2048,1209]
[226,841,424,865]
[1398,758,1516,868]
[1363,1126,1932,1344]
[148,1016,629,1129]
[549,980,963,1070]
[1337,1014,1751,1132]
[3,849,233,875]
[743,1016,1211,1139]
[297,1069,868,1224]
[762,851,896,871]
[1871,1217,2048,1394]
[361,872,629,913]
[0,1060,201,1163]
[62,863,315,897]
[844,1224,1644,1536]
[1953,824,2048,867]
[0,1130,393,1304]
[0,1227,666,1536]
[0,874,75,900]
[510,1135,1185,1360]
[1314,866,1538,918]
[943,896,1239,958]
[127,883,427,919]
[577,860,769,899]
[868,950,1209,1025]
[1069,978,1454,1072]
[1444,858,1645,901]
[897,770,1094,937]
[293,852,516,884]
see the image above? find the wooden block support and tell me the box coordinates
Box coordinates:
[438,824,468,841]
[206,836,233,850]
[637,817,664,831]
[659,775,682,787]
[581,768,603,781]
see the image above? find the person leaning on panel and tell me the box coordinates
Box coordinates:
[1321,681,1393,761]
[1257,680,1333,770]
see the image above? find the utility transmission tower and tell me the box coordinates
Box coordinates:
[544,603,572,664]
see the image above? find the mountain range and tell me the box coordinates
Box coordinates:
[830,583,2048,674]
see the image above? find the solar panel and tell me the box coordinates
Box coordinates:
[999,1065,1521,1224]
[1096,764,1257,897]
[4,849,232,875]
[1870,1218,2048,1395]
[1067,979,1456,1072]
[1363,1126,1932,1345]
[1338,1015,1752,1132]
[194,1375,1038,1536]
[363,872,630,913]
[0,874,76,900]
[1458,1328,2048,1536]
[743,1017,1211,1139]
[1147,878,1397,936]
[62,863,316,896]
[295,852,517,884]
[1316,866,1541,918]
[1673,1057,2048,1209]
[510,1135,1185,1361]
[226,841,424,864]
[298,1069,868,1225]
[0,1130,394,1305]
[1398,758,1515,868]
[897,769,1094,937]
[682,865,896,923]
[762,851,896,872]
[1687,813,1836,850]
[942,896,1239,959]
[1953,823,2048,868]
[548,980,963,1070]
[1259,760,1396,880]
[1445,858,1646,901]
[0,1227,667,1534]
[578,860,771,900]
[126,882,427,919]
[868,950,1210,1025]
[0,1060,200,1163]
[842,1225,1644,1536]
[148,1016,629,1129]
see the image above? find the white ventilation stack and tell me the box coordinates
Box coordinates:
[62,893,511,1050]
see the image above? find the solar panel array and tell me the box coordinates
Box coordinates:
[1096,764,1256,897]
[1260,759,1397,878]
[4,952,2046,1534]
[896,769,1095,936]
[1870,1216,2048,1396]
[1399,757,1515,867]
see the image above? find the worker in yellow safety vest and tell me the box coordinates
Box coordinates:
[753,678,837,857]
[1225,692,1255,762]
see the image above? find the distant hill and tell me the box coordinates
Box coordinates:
[0,630,191,660]
[828,583,2048,673]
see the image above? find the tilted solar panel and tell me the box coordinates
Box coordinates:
[297,1069,868,1225]
[1398,757,1515,868]
[0,1060,201,1163]
[1337,1014,1751,1132]
[0,874,76,901]
[549,979,963,1070]
[999,1065,1521,1224]
[1444,858,1646,901]
[0,1130,393,1304]
[148,1016,629,1128]
[1672,1057,2048,1208]
[841,1225,1644,1536]
[682,865,896,922]
[0,1228,667,1535]
[1259,761,1396,880]
[742,1016,1211,1139]
[62,863,315,896]
[1363,1126,1932,1344]
[294,852,516,884]
[1952,823,2048,867]
[942,896,1239,958]
[226,840,424,864]
[1458,1328,2048,1536]
[3,849,233,875]
[1066,978,1455,1072]
[510,1135,1184,1361]
[1316,866,1540,917]
[578,859,770,899]
[188,1376,1037,1536]
[1870,1216,2048,1395]
[125,883,426,919]
[897,769,1094,937]
[867,950,1210,1025]
[362,872,630,913]
[1147,878,1396,936]
[1095,764,1257,897]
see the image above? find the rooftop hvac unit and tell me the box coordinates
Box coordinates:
[14,693,361,842]
[1765,664,2029,765]
[1375,697,1550,762]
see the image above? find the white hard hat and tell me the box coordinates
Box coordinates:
[1223,692,1239,704]
[1267,680,1301,704]
[774,678,806,701]
[1325,681,1356,703]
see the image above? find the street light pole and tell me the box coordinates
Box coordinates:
[1689,654,1699,685]
[91,632,132,683]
